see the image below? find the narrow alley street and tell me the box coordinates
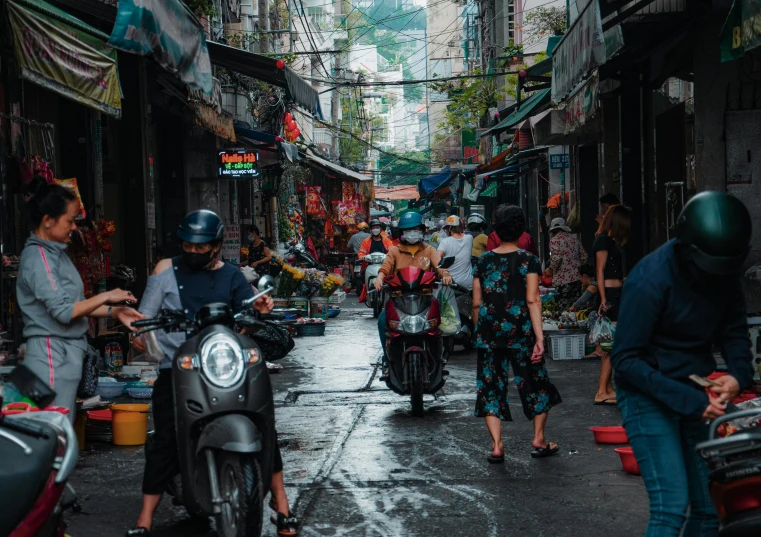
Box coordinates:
[67,297,648,537]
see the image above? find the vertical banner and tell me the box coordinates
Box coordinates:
[222,225,241,265]
[461,128,478,164]
[565,71,599,134]
[108,0,213,95]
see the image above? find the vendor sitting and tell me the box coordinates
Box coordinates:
[569,264,598,312]
[358,219,392,259]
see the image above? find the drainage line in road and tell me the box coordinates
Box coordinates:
[282,352,382,404]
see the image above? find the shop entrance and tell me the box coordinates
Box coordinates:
[655,103,686,247]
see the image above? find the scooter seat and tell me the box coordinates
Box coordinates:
[0,421,58,536]
[721,508,761,537]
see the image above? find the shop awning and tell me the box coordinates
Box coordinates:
[234,121,278,146]
[7,0,122,117]
[476,148,511,174]
[418,168,458,196]
[479,89,551,138]
[302,152,372,182]
[476,162,525,182]
[207,42,323,119]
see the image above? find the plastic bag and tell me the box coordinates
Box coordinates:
[240,266,259,283]
[588,315,616,345]
[437,285,462,335]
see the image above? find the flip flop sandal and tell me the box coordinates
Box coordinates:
[531,442,559,458]
[125,527,150,537]
[273,512,300,536]
[487,452,505,464]
[593,398,617,406]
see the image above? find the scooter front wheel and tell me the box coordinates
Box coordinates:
[216,453,264,537]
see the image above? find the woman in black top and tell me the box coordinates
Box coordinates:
[592,204,631,405]
[245,225,272,273]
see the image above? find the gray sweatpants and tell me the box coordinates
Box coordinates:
[23,337,86,423]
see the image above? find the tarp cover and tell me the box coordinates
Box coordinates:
[418,168,456,196]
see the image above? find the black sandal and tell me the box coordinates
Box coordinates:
[125,527,150,537]
[273,512,300,536]
[487,452,504,464]
[531,442,559,458]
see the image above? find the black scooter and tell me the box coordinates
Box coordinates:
[133,276,282,537]
[285,241,325,270]
[0,366,79,537]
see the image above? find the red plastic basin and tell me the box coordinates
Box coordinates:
[590,425,629,444]
[615,447,641,475]
[87,409,113,421]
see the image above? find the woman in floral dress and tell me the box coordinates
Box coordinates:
[545,218,587,310]
[472,204,562,463]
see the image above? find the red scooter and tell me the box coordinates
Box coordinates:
[382,258,453,416]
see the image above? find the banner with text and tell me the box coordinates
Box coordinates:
[565,71,599,134]
[8,0,122,117]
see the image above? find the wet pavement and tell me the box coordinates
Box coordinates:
[67,296,648,537]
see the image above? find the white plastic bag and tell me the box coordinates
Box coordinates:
[240,266,259,283]
[588,315,616,345]
[437,285,462,336]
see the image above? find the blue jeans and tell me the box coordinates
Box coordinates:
[617,385,718,537]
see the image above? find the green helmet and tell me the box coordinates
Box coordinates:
[675,191,751,275]
[398,211,423,230]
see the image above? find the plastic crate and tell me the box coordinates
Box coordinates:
[295,323,326,337]
[547,331,586,360]
[328,290,346,304]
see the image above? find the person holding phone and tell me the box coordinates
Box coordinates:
[612,192,754,537]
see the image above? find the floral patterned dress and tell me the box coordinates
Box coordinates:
[549,231,587,311]
[473,250,562,421]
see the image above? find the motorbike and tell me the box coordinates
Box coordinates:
[0,366,79,537]
[285,241,324,270]
[131,276,283,537]
[381,257,454,416]
[442,283,474,358]
[364,252,387,318]
[696,407,761,536]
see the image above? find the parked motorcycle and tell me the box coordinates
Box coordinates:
[381,257,454,416]
[0,366,79,537]
[132,276,283,537]
[696,407,761,536]
[285,241,324,270]
[364,252,387,318]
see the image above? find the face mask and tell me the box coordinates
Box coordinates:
[403,230,423,244]
[371,228,381,236]
[183,249,216,270]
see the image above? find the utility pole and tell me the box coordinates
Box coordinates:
[258,0,269,53]
[331,0,342,158]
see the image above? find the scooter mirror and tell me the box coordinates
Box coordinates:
[257,275,276,293]
[439,256,455,269]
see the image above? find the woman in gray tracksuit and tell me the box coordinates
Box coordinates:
[16,181,142,419]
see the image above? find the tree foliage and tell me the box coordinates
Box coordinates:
[428,70,502,132]
[524,6,567,44]
[377,150,430,186]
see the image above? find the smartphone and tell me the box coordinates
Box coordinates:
[689,374,721,388]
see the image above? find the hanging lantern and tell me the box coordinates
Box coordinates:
[291,127,300,140]
[287,120,297,131]
[284,112,293,123]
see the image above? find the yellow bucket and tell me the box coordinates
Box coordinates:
[110,404,150,446]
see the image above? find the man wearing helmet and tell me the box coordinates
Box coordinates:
[127,210,299,537]
[467,213,489,257]
[358,219,393,259]
[612,192,754,536]
[348,221,370,254]
[389,220,402,246]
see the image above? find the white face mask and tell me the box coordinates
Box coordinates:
[403,230,423,244]
[371,228,381,236]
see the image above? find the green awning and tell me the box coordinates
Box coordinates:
[480,181,499,198]
[479,89,551,138]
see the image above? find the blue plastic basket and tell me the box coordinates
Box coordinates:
[327,308,340,318]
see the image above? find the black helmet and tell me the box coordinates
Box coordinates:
[369,219,382,227]
[675,192,751,275]
[178,210,224,244]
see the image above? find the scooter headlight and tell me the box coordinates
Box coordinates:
[200,334,245,388]
[399,315,427,334]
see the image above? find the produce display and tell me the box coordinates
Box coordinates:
[542,303,584,330]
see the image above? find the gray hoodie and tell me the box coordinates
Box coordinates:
[17,235,89,341]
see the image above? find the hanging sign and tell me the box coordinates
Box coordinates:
[195,103,236,142]
[565,70,599,134]
[218,150,260,178]
[108,0,213,95]
[7,0,122,118]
